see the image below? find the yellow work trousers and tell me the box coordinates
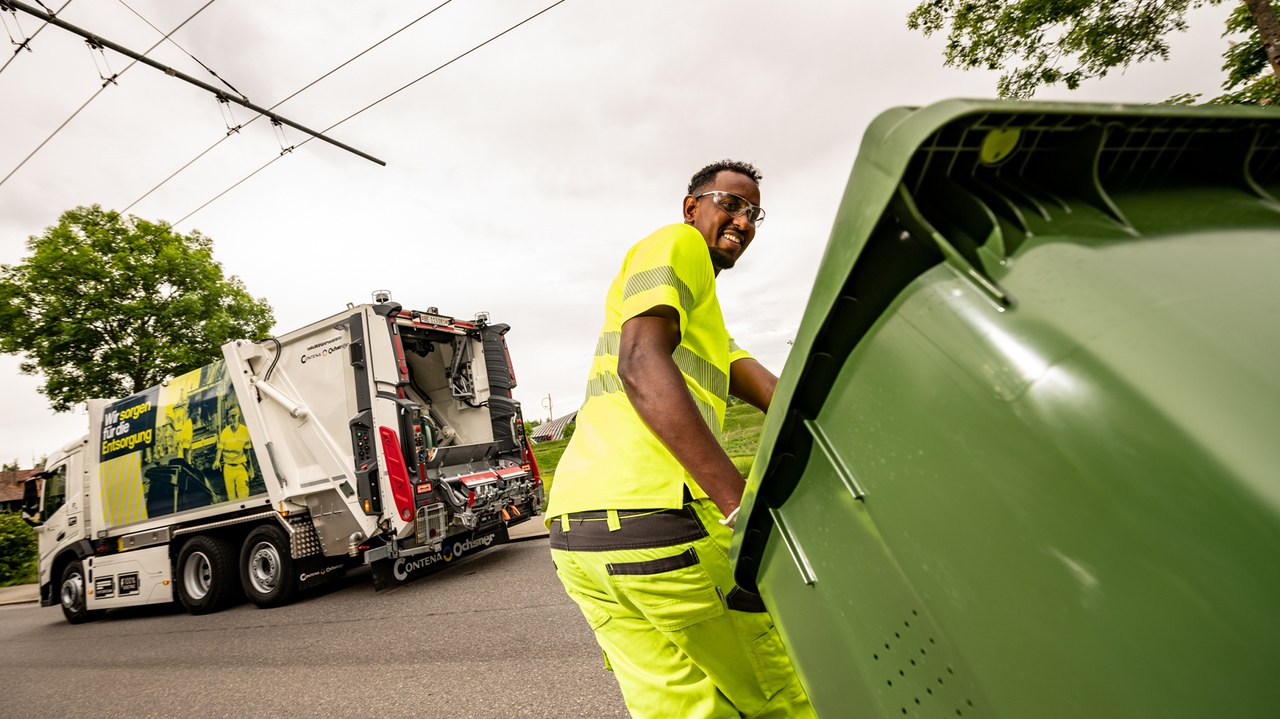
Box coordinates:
[223,464,249,500]
[550,499,815,719]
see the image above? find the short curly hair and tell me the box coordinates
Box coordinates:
[687,160,763,195]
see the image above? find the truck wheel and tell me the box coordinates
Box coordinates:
[176,535,239,614]
[59,559,104,624]
[240,524,298,608]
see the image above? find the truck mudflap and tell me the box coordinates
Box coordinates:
[369,524,510,590]
[296,555,356,592]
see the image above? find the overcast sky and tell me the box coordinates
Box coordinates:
[0,0,1237,464]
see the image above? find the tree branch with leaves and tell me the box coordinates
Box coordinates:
[908,0,1280,104]
[0,205,274,411]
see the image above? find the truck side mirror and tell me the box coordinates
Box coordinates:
[21,477,43,527]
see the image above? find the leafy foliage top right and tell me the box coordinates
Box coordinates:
[907,0,1280,105]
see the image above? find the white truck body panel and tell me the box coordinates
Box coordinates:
[84,545,171,609]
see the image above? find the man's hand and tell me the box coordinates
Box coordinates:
[618,306,746,518]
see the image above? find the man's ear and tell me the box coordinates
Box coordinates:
[682,195,697,223]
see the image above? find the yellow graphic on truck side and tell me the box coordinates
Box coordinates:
[99,360,264,527]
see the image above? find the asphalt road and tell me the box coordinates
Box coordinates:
[0,535,627,719]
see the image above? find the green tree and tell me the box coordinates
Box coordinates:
[1214,2,1280,102]
[0,206,274,411]
[0,512,38,586]
[907,0,1280,103]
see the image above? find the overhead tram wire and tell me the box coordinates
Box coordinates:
[3,0,383,179]
[0,0,72,76]
[0,0,217,189]
[174,0,569,226]
[123,0,454,214]
[322,0,569,139]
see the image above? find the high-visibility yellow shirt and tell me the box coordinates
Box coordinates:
[219,424,251,465]
[545,223,752,518]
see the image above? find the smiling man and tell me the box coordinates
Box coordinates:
[545,160,814,718]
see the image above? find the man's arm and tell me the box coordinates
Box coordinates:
[729,357,778,413]
[618,306,746,517]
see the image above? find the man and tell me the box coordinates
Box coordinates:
[168,402,193,462]
[545,160,814,718]
[214,405,252,501]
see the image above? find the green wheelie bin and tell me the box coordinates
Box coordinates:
[731,99,1280,718]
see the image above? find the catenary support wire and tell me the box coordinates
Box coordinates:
[3,0,384,167]
[123,0,454,214]
[0,0,215,189]
[115,0,247,102]
[0,0,70,77]
[217,94,239,133]
[174,0,568,226]
[1,1,30,50]
[85,36,117,82]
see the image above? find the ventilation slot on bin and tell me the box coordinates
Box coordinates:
[872,610,976,718]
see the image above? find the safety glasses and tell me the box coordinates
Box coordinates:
[694,191,766,226]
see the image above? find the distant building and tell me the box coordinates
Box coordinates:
[0,468,38,513]
[529,411,578,443]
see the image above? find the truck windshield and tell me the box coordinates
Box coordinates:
[42,465,67,516]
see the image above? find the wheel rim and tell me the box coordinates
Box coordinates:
[183,551,213,600]
[247,541,281,594]
[61,570,84,611]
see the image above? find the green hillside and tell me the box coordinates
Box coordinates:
[530,403,767,484]
[722,403,767,473]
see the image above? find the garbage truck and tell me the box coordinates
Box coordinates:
[22,295,544,623]
[731,100,1280,718]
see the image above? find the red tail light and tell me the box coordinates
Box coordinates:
[379,426,415,522]
[518,420,542,484]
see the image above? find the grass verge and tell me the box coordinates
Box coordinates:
[530,403,767,481]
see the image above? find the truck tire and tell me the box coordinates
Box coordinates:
[59,559,105,624]
[176,535,239,614]
[240,524,298,609]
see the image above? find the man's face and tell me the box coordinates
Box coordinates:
[229,409,240,426]
[683,170,760,272]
